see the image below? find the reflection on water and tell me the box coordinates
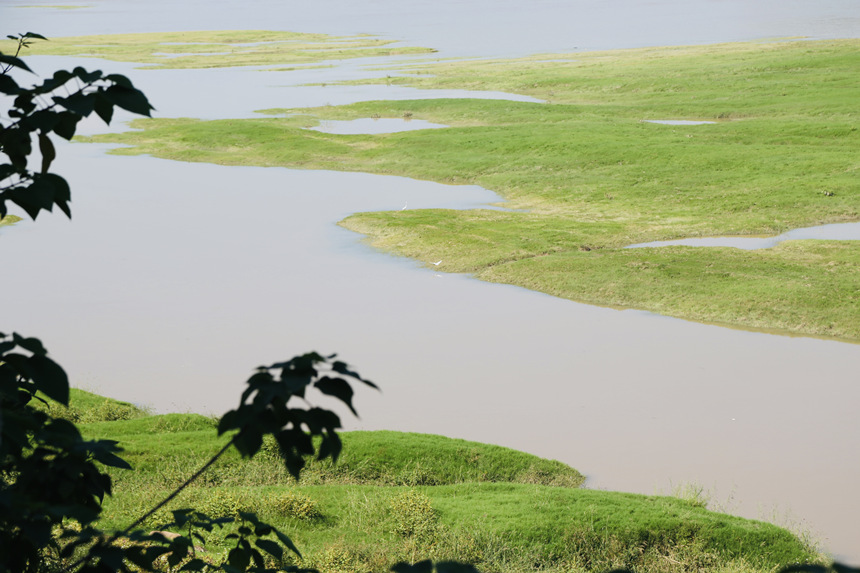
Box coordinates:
[5,0,860,562]
[627,221,860,250]
[308,117,449,135]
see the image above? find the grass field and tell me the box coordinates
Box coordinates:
[64,37,860,341]
[42,389,822,573]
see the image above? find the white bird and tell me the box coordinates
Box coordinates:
[401,202,408,211]
[432,260,442,266]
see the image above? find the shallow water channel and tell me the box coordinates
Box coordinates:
[628,222,860,249]
[4,0,860,562]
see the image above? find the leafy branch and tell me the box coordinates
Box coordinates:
[2,328,378,573]
[1,35,382,573]
[0,32,46,75]
[76,353,377,572]
[0,34,153,220]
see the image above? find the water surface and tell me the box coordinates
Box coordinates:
[627,222,860,250]
[6,0,860,57]
[308,117,448,135]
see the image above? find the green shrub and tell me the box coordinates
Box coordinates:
[151,414,218,433]
[310,545,371,573]
[45,397,148,424]
[270,491,322,520]
[196,490,245,518]
[389,490,439,538]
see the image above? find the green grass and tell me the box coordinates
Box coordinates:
[79,421,585,493]
[98,483,819,573]
[35,387,150,423]
[86,39,860,341]
[55,390,821,572]
[0,215,21,228]
[0,30,435,69]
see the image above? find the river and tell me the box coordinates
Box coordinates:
[3,0,860,562]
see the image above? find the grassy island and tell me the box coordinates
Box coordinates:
[0,215,22,228]
[47,389,821,572]
[0,30,436,69]
[58,36,859,341]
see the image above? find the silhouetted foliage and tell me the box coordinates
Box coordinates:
[392,560,482,573]
[0,32,154,221]
[0,35,374,573]
[0,331,376,573]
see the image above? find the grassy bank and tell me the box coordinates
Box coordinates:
[53,390,821,572]
[0,30,435,69]
[77,38,859,341]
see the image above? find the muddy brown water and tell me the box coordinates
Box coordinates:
[4,0,860,562]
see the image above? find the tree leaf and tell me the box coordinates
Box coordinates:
[8,182,50,219]
[38,132,55,174]
[41,173,71,217]
[12,333,47,355]
[250,548,264,569]
[314,377,357,416]
[234,427,263,458]
[274,529,302,558]
[179,558,208,571]
[54,112,80,140]
[318,431,342,463]
[228,547,250,571]
[391,560,434,573]
[104,84,154,117]
[0,54,32,73]
[53,92,96,117]
[28,355,69,405]
[92,447,132,470]
[218,409,240,434]
[93,93,114,124]
[105,73,133,88]
[72,66,104,84]
[0,73,21,95]
[436,562,483,573]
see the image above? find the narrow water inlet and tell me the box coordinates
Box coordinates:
[626,221,860,249]
[642,119,717,125]
[307,117,449,134]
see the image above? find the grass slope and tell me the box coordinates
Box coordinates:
[64,391,819,572]
[37,387,150,423]
[85,39,860,341]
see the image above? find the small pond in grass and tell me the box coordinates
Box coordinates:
[643,119,717,125]
[308,117,448,134]
[627,221,860,249]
